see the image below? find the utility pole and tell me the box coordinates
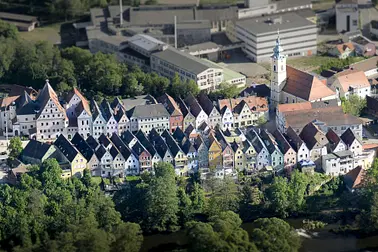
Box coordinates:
[174,15,177,49]
[120,0,123,26]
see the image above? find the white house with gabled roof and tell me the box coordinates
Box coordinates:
[91,100,107,139]
[36,80,68,141]
[220,106,234,130]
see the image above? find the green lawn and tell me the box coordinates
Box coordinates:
[287,56,366,72]
[312,0,335,11]
[125,176,141,182]
[19,22,61,44]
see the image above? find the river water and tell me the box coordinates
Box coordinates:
[141,219,378,252]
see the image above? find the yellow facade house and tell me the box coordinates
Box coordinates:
[54,134,87,178]
[231,141,245,171]
[208,133,222,170]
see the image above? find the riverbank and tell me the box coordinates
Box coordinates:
[141,219,378,252]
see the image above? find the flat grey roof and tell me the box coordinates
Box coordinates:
[152,47,221,74]
[129,6,195,26]
[0,12,38,22]
[177,20,211,30]
[275,0,312,10]
[236,12,315,36]
[96,35,129,46]
[182,41,219,52]
[129,104,170,119]
[323,150,354,160]
[128,34,166,52]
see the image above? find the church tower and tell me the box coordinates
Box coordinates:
[270,31,287,109]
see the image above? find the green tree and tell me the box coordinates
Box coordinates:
[190,182,206,213]
[39,159,62,189]
[0,157,143,251]
[184,79,200,97]
[0,20,19,39]
[61,46,92,86]
[206,177,239,216]
[239,185,263,221]
[111,222,143,252]
[208,82,242,100]
[288,170,308,212]
[186,211,257,252]
[251,218,301,252]
[85,52,124,94]
[8,136,23,161]
[266,176,290,217]
[257,116,267,126]
[145,162,179,231]
[341,95,366,117]
[177,187,193,225]
[0,38,16,79]
[122,74,144,97]
[170,73,183,99]
[357,158,378,232]
[47,0,86,21]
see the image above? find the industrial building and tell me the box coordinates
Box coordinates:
[235,12,317,62]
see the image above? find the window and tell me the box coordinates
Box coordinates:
[273,65,276,72]
[353,20,357,26]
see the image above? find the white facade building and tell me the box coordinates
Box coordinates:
[35,81,68,141]
[322,150,355,176]
[235,13,317,63]
[128,104,170,134]
[336,0,359,34]
[151,47,224,91]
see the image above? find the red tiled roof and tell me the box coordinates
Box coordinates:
[283,66,336,101]
[74,87,91,116]
[156,93,183,117]
[218,96,268,113]
[363,143,378,150]
[336,71,370,93]
[345,166,366,189]
[336,43,355,54]
[283,106,363,130]
[37,82,67,120]
[0,96,19,108]
[277,102,312,113]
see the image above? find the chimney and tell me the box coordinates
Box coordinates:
[120,0,123,26]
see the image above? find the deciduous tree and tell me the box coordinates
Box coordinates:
[0,20,19,40]
[144,162,179,231]
[8,136,23,161]
[251,217,301,252]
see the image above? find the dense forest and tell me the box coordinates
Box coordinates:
[0,158,304,252]
[0,20,203,101]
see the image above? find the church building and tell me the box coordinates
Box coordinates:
[270,33,337,109]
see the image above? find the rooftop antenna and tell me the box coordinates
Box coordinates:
[120,0,123,26]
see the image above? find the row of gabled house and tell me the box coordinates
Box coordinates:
[17,118,374,179]
[0,80,268,142]
[19,128,205,178]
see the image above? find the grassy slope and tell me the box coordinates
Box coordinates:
[19,22,61,44]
